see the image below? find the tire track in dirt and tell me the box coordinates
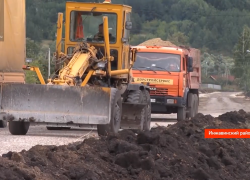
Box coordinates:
[198,92,248,117]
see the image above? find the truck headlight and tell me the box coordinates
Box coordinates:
[167,99,174,104]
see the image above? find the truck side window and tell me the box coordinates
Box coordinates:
[183,57,185,71]
[123,12,131,43]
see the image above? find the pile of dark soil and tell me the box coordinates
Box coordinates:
[1,110,250,180]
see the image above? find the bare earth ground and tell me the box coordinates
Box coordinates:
[0,91,249,155]
[2,91,250,180]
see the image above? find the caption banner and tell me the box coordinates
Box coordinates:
[205,129,250,138]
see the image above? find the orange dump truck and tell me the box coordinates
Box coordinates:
[131,45,201,121]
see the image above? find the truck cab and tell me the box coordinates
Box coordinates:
[56,1,133,81]
[131,45,201,121]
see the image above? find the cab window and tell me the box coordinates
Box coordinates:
[133,52,181,72]
[123,12,131,42]
[69,11,117,44]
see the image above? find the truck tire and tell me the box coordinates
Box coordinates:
[193,94,198,116]
[177,107,186,121]
[187,93,195,118]
[126,89,149,131]
[0,120,7,128]
[9,121,30,135]
[143,90,151,131]
[97,88,122,136]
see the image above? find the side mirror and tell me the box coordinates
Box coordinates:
[130,48,137,63]
[125,21,132,30]
[187,57,193,72]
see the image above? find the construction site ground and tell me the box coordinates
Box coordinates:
[1,91,250,179]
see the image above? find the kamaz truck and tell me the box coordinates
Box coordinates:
[131,45,201,121]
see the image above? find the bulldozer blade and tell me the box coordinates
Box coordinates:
[0,83,111,125]
[121,102,147,129]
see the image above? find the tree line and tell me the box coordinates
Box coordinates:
[25,0,250,92]
[26,0,250,54]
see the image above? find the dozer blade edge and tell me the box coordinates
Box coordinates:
[0,84,111,125]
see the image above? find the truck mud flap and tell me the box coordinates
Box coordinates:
[0,84,111,125]
[121,102,146,129]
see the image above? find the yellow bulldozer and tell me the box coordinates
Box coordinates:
[1,0,151,136]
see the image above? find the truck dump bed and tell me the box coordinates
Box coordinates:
[0,0,25,83]
[181,47,201,89]
[188,48,201,89]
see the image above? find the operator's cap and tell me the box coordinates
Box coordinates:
[103,0,111,3]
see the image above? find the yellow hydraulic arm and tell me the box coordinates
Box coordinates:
[52,44,97,86]
[22,65,46,84]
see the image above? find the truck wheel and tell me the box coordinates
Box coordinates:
[9,121,30,135]
[126,89,149,131]
[97,88,122,136]
[193,94,198,116]
[177,107,186,121]
[143,90,151,131]
[0,120,7,128]
[187,93,195,118]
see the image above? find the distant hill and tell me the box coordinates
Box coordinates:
[26,0,250,55]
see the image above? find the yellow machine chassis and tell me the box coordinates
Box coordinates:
[0,1,151,136]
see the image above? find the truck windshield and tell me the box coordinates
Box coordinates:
[133,52,181,72]
[70,11,117,44]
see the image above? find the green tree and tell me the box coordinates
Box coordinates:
[25,38,54,84]
[232,26,250,92]
[167,32,189,46]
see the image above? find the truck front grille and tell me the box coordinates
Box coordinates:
[150,88,168,95]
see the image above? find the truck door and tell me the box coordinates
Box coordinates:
[121,11,131,69]
[182,56,187,94]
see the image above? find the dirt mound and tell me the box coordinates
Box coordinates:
[138,38,176,47]
[2,110,250,180]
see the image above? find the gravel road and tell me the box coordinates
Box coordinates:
[0,91,249,155]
